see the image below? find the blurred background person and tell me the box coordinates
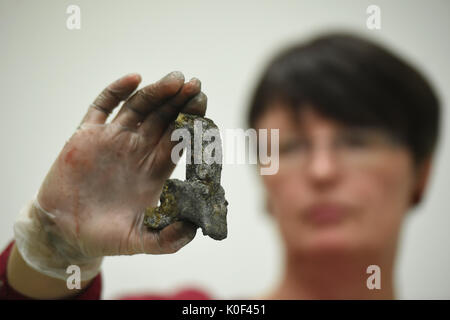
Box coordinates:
[247,34,440,299]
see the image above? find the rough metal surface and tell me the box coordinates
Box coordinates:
[143,113,228,240]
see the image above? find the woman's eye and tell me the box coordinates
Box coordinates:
[338,134,371,148]
[279,139,308,154]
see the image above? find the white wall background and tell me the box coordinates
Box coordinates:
[1,0,449,299]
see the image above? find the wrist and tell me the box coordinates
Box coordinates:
[13,197,103,281]
[6,243,96,299]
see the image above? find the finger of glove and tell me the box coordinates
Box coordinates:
[138,77,201,146]
[112,71,185,129]
[143,221,198,254]
[80,73,141,126]
[180,91,207,116]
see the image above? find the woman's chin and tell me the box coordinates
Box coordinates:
[297,227,364,256]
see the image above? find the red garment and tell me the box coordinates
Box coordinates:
[0,240,211,300]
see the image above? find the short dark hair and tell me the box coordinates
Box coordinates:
[247,33,441,165]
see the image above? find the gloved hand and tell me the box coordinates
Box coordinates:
[13,71,208,281]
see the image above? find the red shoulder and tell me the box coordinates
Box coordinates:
[117,287,213,300]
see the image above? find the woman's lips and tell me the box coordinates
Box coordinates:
[304,203,347,225]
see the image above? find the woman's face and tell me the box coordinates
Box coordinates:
[257,103,420,257]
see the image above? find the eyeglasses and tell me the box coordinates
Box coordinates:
[277,127,406,171]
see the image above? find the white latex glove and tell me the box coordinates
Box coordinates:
[14,71,208,281]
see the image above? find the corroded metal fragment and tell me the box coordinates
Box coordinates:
[143,113,228,240]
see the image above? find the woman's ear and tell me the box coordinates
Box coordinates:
[411,157,433,206]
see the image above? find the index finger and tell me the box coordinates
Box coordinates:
[80,73,142,126]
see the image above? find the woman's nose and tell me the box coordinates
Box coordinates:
[306,145,340,187]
